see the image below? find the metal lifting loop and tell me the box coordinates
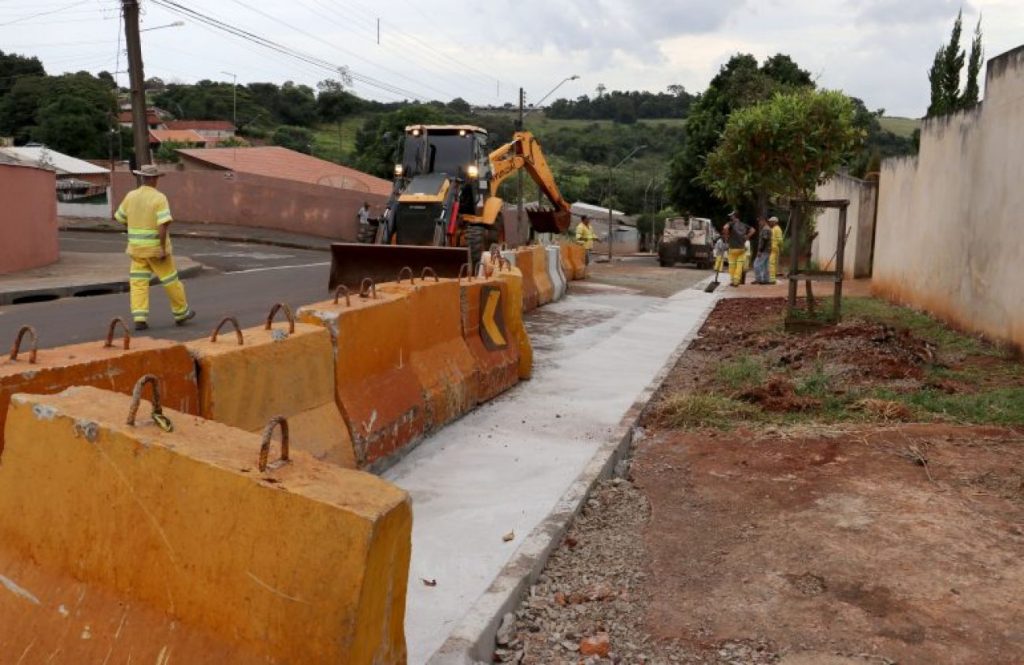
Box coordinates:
[126,374,172,431]
[333,285,351,306]
[258,415,290,473]
[457,263,474,282]
[210,317,244,345]
[359,278,377,299]
[265,303,295,334]
[104,318,132,351]
[396,266,414,284]
[498,257,512,272]
[420,267,439,282]
[8,325,38,364]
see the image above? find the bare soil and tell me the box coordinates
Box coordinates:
[499,297,1024,665]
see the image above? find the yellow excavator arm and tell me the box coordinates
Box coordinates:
[477,131,572,233]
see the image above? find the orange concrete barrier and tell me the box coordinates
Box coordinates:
[0,319,198,458]
[559,243,576,281]
[186,303,355,468]
[377,268,477,429]
[489,259,533,380]
[527,245,554,305]
[514,246,541,312]
[457,267,520,402]
[566,243,587,279]
[297,281,427,469]
[0,380,411,664]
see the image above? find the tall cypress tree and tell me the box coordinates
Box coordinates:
[927,11,984,117]
[961,17,984,108]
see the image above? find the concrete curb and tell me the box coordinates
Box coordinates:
[60,225,331,253]
[0,262,203,306]
[427,279,721,665]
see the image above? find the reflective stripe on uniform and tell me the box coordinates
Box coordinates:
[115,207,127,223]
[156,210,172,222]
[159,271,179,285]
[172,305,191,319]
[129,271,152,280]
[131,309,148,321]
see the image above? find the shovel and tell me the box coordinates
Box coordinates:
[704,262,720,293]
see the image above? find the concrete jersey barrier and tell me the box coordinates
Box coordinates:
[0,320,198,458]
[186,304,356,468]
[528,245,554,306]
[297,284,427,469]
[457,272,521,402]
[546,245,567,300]
[0,384,412,664]
[489,262,533,380]
[512,247,540,312]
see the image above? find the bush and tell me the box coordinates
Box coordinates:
[272,125,314,154]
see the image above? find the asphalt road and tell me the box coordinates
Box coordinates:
[59,232,328,273]
[2,235,334,347]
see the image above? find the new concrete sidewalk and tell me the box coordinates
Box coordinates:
[59,217,333,252]
[384,281,719,664]
[0,252,201,306]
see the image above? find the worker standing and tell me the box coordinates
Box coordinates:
[357,201,371,225]
[753,217,772,284]
[712,235,727,273]
[722,211,755,287]
[768,215,783,284]
[114,165,195,330]
[575,215,597,266]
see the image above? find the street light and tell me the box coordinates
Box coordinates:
[140,20,184,32]
[524,74,581,118]
[606,145,646,262]
[222,71,237,129]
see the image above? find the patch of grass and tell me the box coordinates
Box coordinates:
[654,393,759,429]
[796,361,832,398]
[879,115,921,138]
[873,387,1024,426]
[312,116,366,162]
[715,355,766,391]
[842,297,994,356]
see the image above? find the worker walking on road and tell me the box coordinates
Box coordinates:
[114,164,195,331]
[575,215,597,266]
[768,215,783,284]
[722,211,755,287]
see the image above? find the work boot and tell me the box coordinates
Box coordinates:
[134,321,149,331]
[175,309,197,326]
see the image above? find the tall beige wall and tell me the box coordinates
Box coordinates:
[812,173,877,278]
[873,45,1024,351]
[0,164,58,274]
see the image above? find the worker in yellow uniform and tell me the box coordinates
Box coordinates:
[114,164,195,330]
[722,211,755,287]
[768,215,783,284]
[575,215,598,266]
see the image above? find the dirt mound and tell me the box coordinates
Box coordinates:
[739,378,820,412]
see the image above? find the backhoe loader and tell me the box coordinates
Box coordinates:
[329,125,572,290]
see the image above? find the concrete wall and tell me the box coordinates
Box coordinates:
[0,164,59,274]
[58,200,111,218]
[812,173,878,278]
[112,170,387,241]
[873,45,1024,350]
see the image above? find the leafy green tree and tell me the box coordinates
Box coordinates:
[927,12,983,117]
[351,104,449,177]
[700,90,862,212]
[316,78,361,122]
[272,125,315,154]
[668,53,814,218]
[154,140,187,163]
[278,81,317,126]
[0,50,44,98]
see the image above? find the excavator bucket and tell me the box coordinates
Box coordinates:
[527,208,571,234]
[328,243,471,292]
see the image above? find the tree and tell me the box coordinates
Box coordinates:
[668,53,814,218]
[447,97,471,114]
[699,89,862,213]
[927,12,983,117]
[272,125,314,154]
[352,104,448,177]
[0,50,45,98]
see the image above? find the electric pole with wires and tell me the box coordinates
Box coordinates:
[122,0,151,170]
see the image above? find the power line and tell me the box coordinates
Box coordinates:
[149,0,432,100]
[0,0,92,26]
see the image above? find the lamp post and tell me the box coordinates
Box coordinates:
[222,71,237,129]
[140,20,184,32]
[517,74,580,243]
[606,145,646,262]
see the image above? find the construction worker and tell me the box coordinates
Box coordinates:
[722,211,754,287]
[575,215,597,265]
[768,215,783,284]
[753,217,772,284]
[114,164,195,330]
[712,235,727,273]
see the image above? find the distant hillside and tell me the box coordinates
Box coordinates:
[880,116,921,138]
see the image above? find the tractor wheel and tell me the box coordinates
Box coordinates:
[658,240,678,267]
[466,224,487,271]
[357,222,378,244]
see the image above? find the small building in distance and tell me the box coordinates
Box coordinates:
[149,129,207,150]
[164,120,237,145]
[117,108,167,130]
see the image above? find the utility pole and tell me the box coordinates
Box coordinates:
[517,87,526,243]
[222,71,237,128]
[123,0,150,170]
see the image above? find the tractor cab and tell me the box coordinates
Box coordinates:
[398,125,489,182]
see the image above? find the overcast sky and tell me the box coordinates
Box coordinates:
[2,0,1022,117]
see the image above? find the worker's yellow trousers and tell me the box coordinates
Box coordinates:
[727,248,746,286]
[129,255,190,323]
[769,247,780,284]
[714,255,724,272]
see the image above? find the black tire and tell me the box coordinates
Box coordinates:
[357,221,378,244]
[658,240,678,267]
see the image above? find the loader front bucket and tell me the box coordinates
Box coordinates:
[328,243,472,292]
[527,208,571,234]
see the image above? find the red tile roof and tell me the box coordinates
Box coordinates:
[149,129,207,144]
[118,110,163,125]
[176,146,391,196]
[165,120,236,131]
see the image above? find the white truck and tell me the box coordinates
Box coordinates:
[657,216,718,269]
